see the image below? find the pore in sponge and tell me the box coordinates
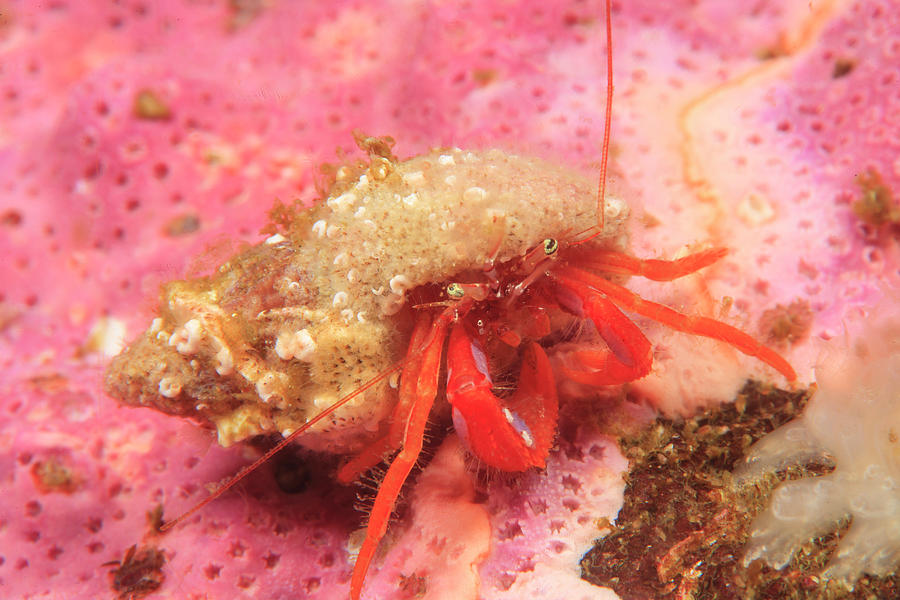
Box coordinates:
[733,305,900,583]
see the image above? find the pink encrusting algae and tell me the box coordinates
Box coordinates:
[1,1,898,599]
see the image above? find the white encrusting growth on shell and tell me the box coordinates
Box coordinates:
[389,274,411,295]
[313,394,336,409]
[603,196,626,220]
[463,186,487,202]
[158,376,181,398]
[332,291,349,307]
[275,328,317,362]
[149,318,163,334]
[255,372,279,403]
[327,192,357,211]
[169,319,203,355]
[106,144,631,454]
[382,295,404,316]
[214,346,234,376]
[402,170,425,186]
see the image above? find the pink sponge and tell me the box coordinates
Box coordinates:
[0,365,357,599]
[2,1,898,599]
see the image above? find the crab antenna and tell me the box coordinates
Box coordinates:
[597,0,614,231]
[572,0,614,247]
[159,359,406,532]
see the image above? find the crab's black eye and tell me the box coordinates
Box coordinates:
[543,238,558,255]
[447,282,465,299]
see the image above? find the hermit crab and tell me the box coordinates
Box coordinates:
[104,4,796,598]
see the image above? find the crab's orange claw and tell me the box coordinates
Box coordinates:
[446,322,558,471]
[553,272,654,385]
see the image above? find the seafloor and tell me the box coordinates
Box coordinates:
[1,1,898,599]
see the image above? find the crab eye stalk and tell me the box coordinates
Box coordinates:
[447,282,466,299]
[543,238,559,256]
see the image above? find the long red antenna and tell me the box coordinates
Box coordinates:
[597,0,614,232]
[571,0,614,247]
[160,359,406,532]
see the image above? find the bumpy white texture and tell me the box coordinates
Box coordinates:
[734,307,900,583]
[106,146,628,453]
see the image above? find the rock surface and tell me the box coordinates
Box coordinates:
[1,1,897,599]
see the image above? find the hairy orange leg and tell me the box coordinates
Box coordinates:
[336,433,394,485]
[578,247,729,281]
[446,322,558,471]
[552,272,654,386]
[350,310,450,600]
[554,265,797,381]
[336,313,438,484]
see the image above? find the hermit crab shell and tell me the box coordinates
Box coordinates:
[105,143,630,454]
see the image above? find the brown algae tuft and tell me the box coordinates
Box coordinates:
[758,299,814,347]
[106,544,167,600]
[852,169,899,228]
[30,455,83,494]
[582,382,900,599]
[133,89,172,120]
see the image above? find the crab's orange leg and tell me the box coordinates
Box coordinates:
[555,265,797,381]
[336,433,393,484]
[445,322,558,471]
[578,247,729,281]
[552,272,654,385]
[350,310,449,600]
[385,308,456,448]
[337,314,438,484]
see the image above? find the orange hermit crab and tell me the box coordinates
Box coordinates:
[105,2,795,598]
